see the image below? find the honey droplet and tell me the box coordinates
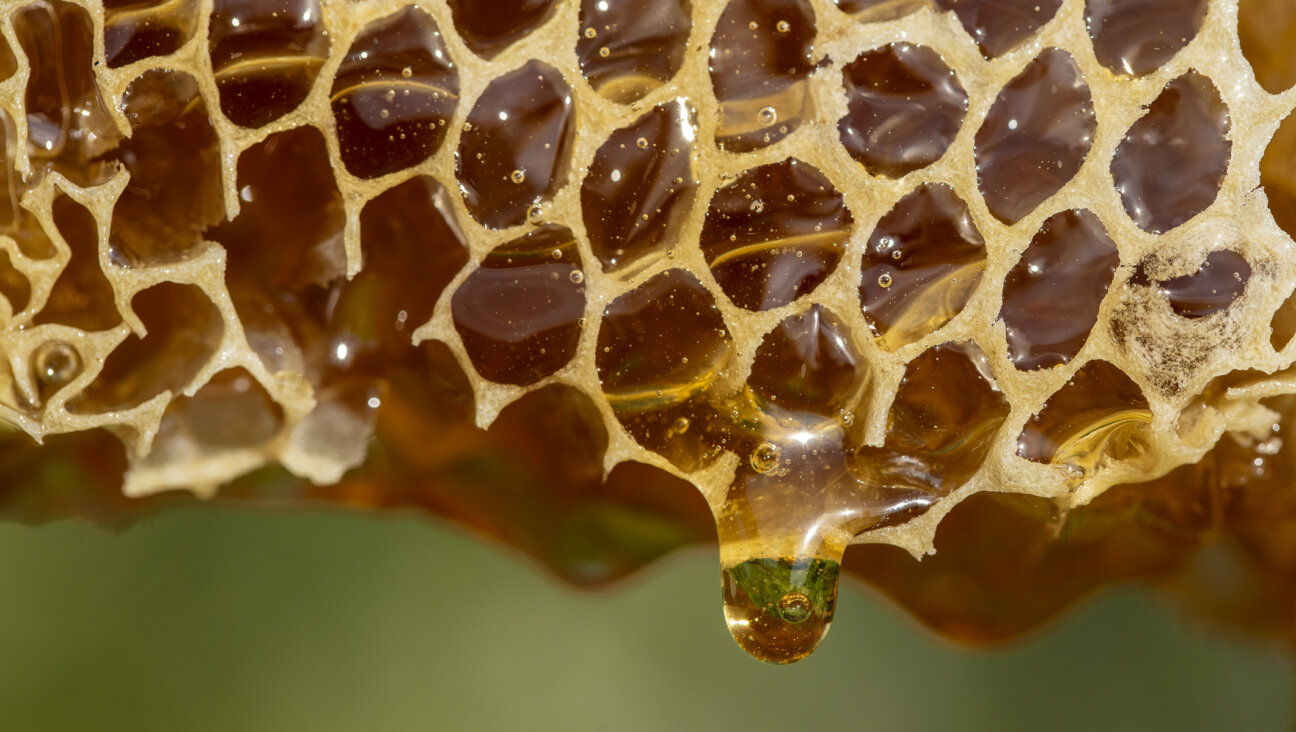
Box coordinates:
[750,441,782,473]
[721,557,840,664]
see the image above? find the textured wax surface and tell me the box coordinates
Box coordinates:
[3,0,1296,662]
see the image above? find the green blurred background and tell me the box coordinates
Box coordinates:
[0,506,1288,731]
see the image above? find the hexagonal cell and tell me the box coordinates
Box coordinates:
[207,126,346,294]
[700,159,851,312]
[103,0,201,68]
[148,368,284,458]
[334,176,469,372]
[107,70,224,267]
[859,183,986,351]
[446,0,559,59]
[578,0,691,104]
[1017,360,1155,477]
[709,0,817,153]
[0,251,30,315]
[838,43,967,179]
[748,305,866,416]
[1239,0,1296,94]
[208,0,330,128]
[0,111,56,260]
[848,341,1009,530]
[835,0,926,22]
[33,195,122,333]
[15,0,121,171]
[934,0,1062,59]
[70,282,224,414]
[0,27,15,82]
[1271,290,1296,353]
[451,225,586,386]
[1000,210,1120,371]
[457,61,574,230]
[1112,72,1231,235]
[974,48,1095,225]
[1129,250,1251,320]
[330,6,459,180]
[1261,110,1296,241]
[1085,0,1208,77]
[582,100,699,273]
[596,269,732,472]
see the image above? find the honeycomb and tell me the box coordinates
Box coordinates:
[2,0,1296,664]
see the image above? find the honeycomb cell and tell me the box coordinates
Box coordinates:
[748,305,865,415]
[860,183,986,351]
[71,283,224,414]
[700,159,850,312]
[14,0,121,170]
[850,342,1009,531]
[578,0,691,104]
[446,0,559,59]
[330,6,459,180]
[933,0,1063,58]
[207,127,345,294]
[1085,0,1208,77]
[33,195,122,333]
[838,43,966,179]
[103,0,200,68]
[451,225,586,386]
[208,0,330,128]
[596,269,732,472]
[151,368,283,454]
[0,113,56,261]
[229,287,310,379]
[0,251,30,314]
[336,176,469,372]
[975,48,1095,225]
[1239,0,1296,94]
[0,29,15,82]
[1112,72,1231,235]
[1261,111,1296,241]
[1017,360,1155,477]
[1000,210,1120,371]
[1272,291,1296,353]
[107,71,224,267]
[457,61,574,230]
[581,100,699,273]
[835,0,926,22]
[709,0,817,152]
[1130,250,1251,320]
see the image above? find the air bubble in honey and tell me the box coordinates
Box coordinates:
[31,341,81,402]
[750,442,781,473]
